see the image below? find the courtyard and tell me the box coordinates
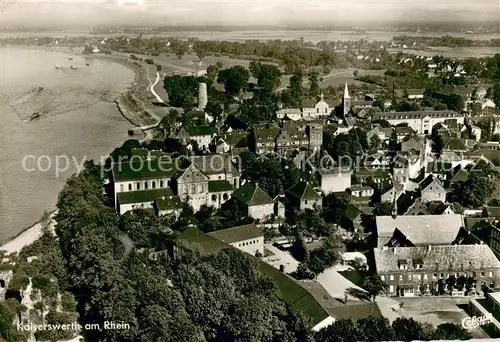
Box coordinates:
[376,296,490,339]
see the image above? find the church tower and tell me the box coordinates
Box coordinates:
[342,82,351,118]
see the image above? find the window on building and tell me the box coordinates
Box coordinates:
[381,275,385,281]
[390,275,394,281]
[305,200,308,205]
[152,181,156,188]
[399,275,403,280]
[472,272,477,277]
[136,182,141,190]
[191,185,196,194]
[120,184,124,192]
[211,195,217,202]
[408,275,413,280]
[417,274,422,280]
[489,272,493,277]
[481,272,486,277]
[160,180,163,187]
[128,184,132,191]
[144,182,148,189]
[424,274,428,280]
[223,193,228,201]
[440,273,444,278]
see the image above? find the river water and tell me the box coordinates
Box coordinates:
[0,47,135,243]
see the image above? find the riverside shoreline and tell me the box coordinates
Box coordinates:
[0,46,163,252]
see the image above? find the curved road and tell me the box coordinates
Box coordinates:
[149,71,164,103]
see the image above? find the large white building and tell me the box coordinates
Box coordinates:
[111,154,240,214]
[302,94,335,119]
[372,110,465,135]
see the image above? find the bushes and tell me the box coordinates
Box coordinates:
[144,58,154,65]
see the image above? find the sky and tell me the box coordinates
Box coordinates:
[0,0,498,30]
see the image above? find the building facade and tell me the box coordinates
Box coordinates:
[372,110,465,135]
[374,245,500,296]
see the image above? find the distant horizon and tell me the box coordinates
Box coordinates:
[2,21,499,34]
[2,0,498,31]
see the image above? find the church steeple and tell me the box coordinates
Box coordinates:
[342,82,351,118]
[391,176,398,219]
[343,82,350,99]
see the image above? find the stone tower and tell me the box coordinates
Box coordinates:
[342,82,351,118]
[198,82,208,111]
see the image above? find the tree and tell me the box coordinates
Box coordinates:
[392,317,426,341]
[431,125,444,155]
[494,83,500,108]
[194,44,207,61]
[290,236,309,262]
[388,131,399,151]
[356,317,395,341]
[308,71,320,97]
[206,64,219,80]
[156,64,162,72]
[316,318,359,342]
[217,66,250,95]
[362,275,389,301]
[448,173,495,207]
[353,69,359,78]
[431,323,472,340]
[373,201,393,216]
[369,134,382,153]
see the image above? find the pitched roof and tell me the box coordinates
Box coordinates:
[286,182,321,201]
[375,214,464,247]
[208,223,263,244]
[232,182,274,206]
[419,175,443,191]
[182,125,218,137]
[344,204,362,221]
[443,137,467,151]
[427,201,451,215]
[374,245,500,273]
[112,159,178,182]
[190,154,240,176]
[373,110,463,121]
[155,195,182,211]
[117,188,174,205]
[208,180,233,193]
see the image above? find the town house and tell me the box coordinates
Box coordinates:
[285,181,322,211]
[230,182,275,220]
[374,245,500,297]
[176,125,218,151]
[419,175,446,203]
[372,110,465,135]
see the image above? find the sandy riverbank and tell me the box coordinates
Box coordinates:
[0,211,57,255]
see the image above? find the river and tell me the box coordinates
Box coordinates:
[0,47,136,243]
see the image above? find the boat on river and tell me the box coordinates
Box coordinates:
[23,112,41,123]
[70,65,77,69]
[55,64,62,69]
